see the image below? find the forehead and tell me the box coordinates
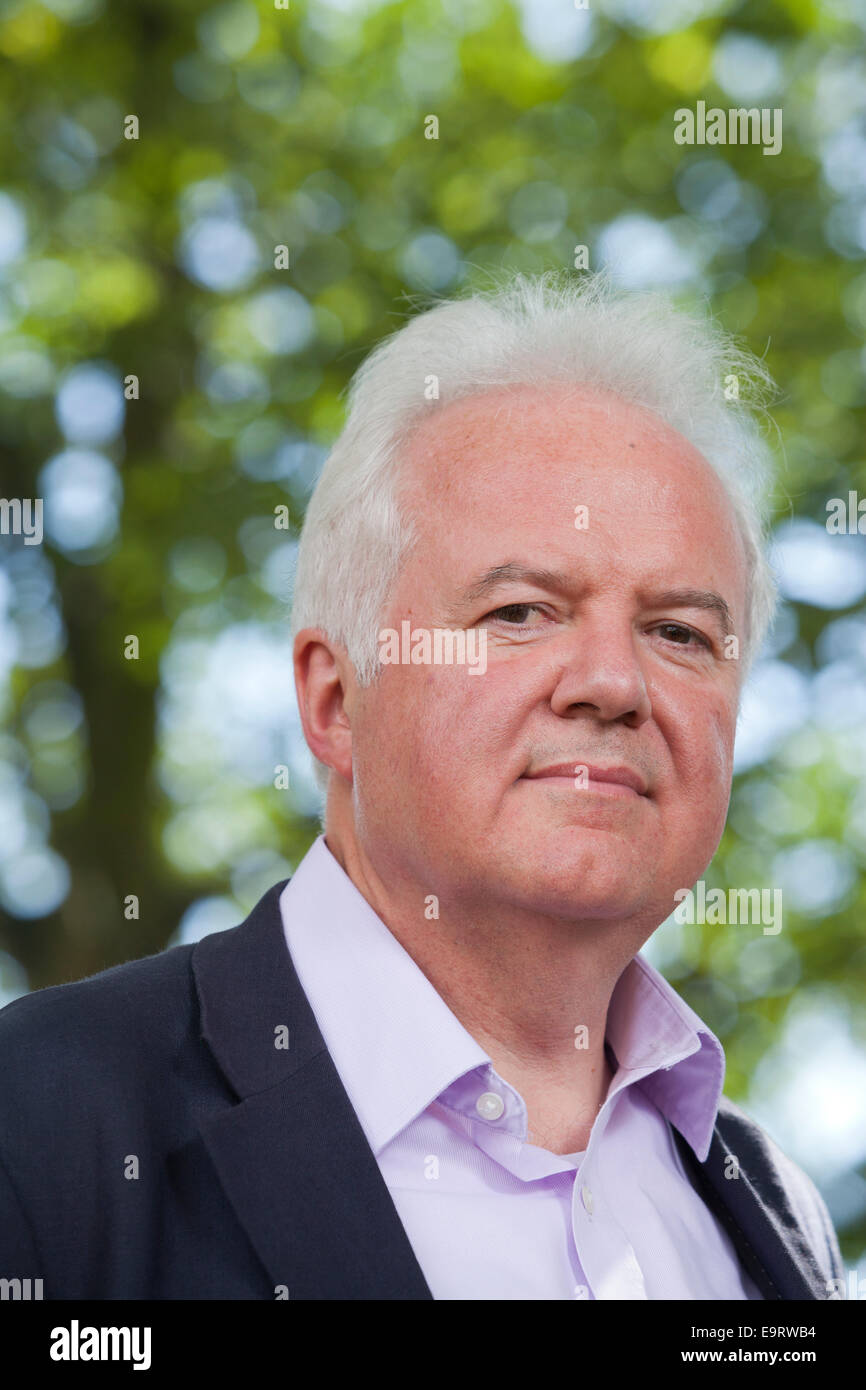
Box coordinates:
[399,382,723,508]
[403,383,717,486]
[393,382,748,604]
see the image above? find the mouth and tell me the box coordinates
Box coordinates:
[521,763,649,798]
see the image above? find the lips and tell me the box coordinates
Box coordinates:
[522,763,649,796]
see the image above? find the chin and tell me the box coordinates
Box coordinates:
[498,858,649,921]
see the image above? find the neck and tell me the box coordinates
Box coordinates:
[322,825,648,1155]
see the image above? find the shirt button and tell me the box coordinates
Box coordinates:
[475,1091,505,1121]
[581,1186,594,1216]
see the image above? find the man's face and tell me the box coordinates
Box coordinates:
[347,384,749,930]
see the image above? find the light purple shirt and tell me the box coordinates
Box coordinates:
[279,834,763,1300]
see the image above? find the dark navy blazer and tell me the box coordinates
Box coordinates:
[0,881,845,1299]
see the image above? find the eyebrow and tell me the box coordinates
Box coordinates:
[456,563,734,636]
[461,563,569,605]
[650,588,734,636]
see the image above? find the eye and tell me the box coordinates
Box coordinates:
[653,622,712,650]
[486,603,547,625]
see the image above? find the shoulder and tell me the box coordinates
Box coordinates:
[0,938,199,1081]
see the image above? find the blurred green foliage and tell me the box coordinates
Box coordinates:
[0,0,864,1267]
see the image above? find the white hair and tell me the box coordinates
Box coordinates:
[291,270,780,795]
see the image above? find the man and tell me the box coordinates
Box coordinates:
[0,273,844,1299]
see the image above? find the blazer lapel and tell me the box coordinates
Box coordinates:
[192,881,433,1300]
[672,1106,830,1300]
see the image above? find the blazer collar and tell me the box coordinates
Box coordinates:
[191,880,433,1299]
[672,1104,831,1300]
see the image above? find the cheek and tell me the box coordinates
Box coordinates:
[670,697,736,813]
[444,660,543,769]
[365,662,536,796]
[708,699,737,780]
[358,668,474,784]
[651,699,736,889]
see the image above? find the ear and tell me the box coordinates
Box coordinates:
[293,628,354,783]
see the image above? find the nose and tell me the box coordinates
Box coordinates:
[548,611,652,727]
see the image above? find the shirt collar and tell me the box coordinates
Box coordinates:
[605,953,725,1160]
[279,835,725,1163]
